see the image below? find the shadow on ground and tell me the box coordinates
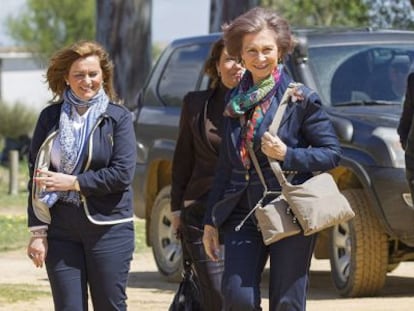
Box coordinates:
[128,268,414,300]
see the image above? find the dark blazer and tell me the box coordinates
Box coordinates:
[171,86,227,212]
[28,102,137,227]
[398,73,414,169]
[204,74,341,228]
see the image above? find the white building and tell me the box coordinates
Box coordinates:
[0,47,51,113]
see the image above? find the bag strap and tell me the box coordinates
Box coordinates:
[252,82,302,187]
[268,82,302,135]
[266,82,304,186]
[235,83,299,231]
[235,144,267,231]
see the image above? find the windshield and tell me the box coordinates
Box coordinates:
[308,44,414,107]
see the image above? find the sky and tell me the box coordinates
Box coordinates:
[0,0,210,46]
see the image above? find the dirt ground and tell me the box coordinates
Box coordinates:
[1,247,414,311]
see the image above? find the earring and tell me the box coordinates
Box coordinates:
[65,81,69,86]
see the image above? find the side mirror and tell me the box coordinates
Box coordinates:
[294,36,308,64]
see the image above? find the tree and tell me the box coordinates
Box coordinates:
[6,0,95,63]
[210,0,260,32]
[96,0,152,108]
[364,0,414,29]
[260,0,369,27]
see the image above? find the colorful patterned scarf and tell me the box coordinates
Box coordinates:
[39,88,109,207]
[224,66,282,169]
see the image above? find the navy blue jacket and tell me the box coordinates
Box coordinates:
[28,102,137,227]
[204,75,341,228]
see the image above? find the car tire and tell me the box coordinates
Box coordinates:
[149,186,183,282]
[329,189,388,297]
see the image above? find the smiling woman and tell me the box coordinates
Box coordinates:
[240,29,280,84]
[65,55,104,102]
[202,7,341,310]
[28,40,137,310]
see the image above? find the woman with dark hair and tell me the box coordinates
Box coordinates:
[27,40,136,310]
[203,7,341,310]
[170,38,244,311]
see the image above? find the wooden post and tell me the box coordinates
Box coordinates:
[8,150,19,195]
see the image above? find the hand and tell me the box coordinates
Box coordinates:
[27,237,48,268]
[171,213,181,239]
[261,131,287,161]
[34,170,77,192]
[202,225,220,261]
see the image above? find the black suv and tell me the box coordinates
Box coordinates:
[132,29,414,297]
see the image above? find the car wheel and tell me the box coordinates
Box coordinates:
[329,189,388,297]
[149,186,182,282]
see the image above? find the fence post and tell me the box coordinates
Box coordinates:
[8,150,19,195]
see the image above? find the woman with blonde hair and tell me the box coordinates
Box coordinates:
[27,40,136,310]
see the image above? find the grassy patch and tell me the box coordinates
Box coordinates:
[0,214,148,254]
[0,192,28,214]
[0,160,150,253]
[0,215,29,251]
[0,284,49,304]
[0,159,29,215]
[134,219,150,253]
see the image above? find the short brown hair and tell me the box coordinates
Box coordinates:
[46,40,117,102]
[223,7,296,62]
[204,38,225,88]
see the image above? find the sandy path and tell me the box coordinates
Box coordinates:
[1,248,414,310]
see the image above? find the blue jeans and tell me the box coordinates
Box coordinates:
[221,227,315,311]
[46,202,135,311]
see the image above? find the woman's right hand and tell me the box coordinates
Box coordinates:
[27,237,48,268]
[202,224,220,261]
[171,213,181,239]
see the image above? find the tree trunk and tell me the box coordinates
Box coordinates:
[209,0,259,32]
[96,0,152,109]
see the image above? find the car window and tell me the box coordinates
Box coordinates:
[158,43,211,107]
[308,44,414,106]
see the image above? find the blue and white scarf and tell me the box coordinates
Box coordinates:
[40,87,109,207]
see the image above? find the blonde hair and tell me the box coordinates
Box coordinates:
[46,40,117,102]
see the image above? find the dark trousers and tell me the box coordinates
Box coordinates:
[180,202,224,311]
[46,203,135,311]
[406,168,414,200]
[221,226,315,311]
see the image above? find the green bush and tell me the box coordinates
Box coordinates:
[0,100,37,139]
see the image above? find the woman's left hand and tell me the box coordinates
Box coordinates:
[27,236,48,268]
[261,131,287,161]
[34,170,77,192]
[202,225,220,262]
